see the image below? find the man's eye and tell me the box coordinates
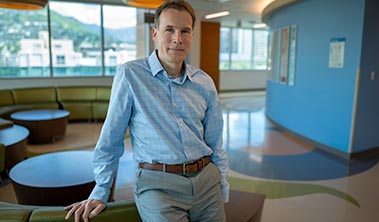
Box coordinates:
[182,30,191,34]
[165,28,174,33]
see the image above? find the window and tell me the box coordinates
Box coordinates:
[0,9,49,77]
[103,5,137,76]
[56,55,65,65]
[219,27,231,70]
[219,27,269,71]
[0,1,138,78]
[50,2,102,77]
[253,30,269,70]
[231,28,253,70]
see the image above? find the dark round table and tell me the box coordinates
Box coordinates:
[9,150,95,206]
[11,109,70,144]
[0,124,29,169]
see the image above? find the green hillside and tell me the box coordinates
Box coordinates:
[0,8,135,54]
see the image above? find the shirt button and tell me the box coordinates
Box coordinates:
[173,103,177,107]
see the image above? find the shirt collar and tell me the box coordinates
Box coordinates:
[148,50,164,77]
[148,50,193,82]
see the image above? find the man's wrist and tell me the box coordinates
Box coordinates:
[89,185,111,203]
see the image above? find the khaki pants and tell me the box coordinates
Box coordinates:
[134,163,225,222]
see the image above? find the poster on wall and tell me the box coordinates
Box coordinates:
[329,38,345,68]
[288,25,297,86]
[280,26,290,84]
[280,27,290,84]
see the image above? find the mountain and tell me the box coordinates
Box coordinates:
[84,24,136,45]
[0,8,136,54]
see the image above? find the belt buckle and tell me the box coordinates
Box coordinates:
[182,160,196,174]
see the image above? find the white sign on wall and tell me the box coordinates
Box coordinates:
[329,38,345,68]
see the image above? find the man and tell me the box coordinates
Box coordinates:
[64,0,229,221]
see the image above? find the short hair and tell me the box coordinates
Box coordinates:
[154,0,196,29]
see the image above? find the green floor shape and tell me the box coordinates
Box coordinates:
[228,176,360,207]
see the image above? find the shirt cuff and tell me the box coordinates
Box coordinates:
[221,180,230,203]
[89,185,111,203]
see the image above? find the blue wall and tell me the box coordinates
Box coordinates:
[265,0,372,154]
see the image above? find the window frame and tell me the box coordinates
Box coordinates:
[219,26,269,71]
[0,0,139,79]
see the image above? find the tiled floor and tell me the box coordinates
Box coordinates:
[1,91,379,221]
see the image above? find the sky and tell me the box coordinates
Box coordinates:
[49,2,137,29]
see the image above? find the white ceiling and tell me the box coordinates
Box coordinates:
[69,0,275,27]
[188,0,275,27]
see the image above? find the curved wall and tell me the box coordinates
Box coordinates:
[264,0,371,156]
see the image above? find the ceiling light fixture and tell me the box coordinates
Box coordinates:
[253,23,267,29]
[205,11,230,19]
[0,0,48,10]
[123,0,165,9]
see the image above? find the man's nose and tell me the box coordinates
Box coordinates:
[173,31,183,44]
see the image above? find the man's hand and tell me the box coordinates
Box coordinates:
[64,199,106,222]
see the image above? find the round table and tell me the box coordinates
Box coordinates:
[0,124,29,169]
[9,150,95,206]
[11,109,70,144]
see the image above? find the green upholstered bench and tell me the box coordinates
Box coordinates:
[57,86,97,121]
[0,200,141,222]
[12,87,59,111]
[0,208,32,222]
[1,86,111,122]
[0,190,264,222]
[0,201,37,222]
[0,89,18,119]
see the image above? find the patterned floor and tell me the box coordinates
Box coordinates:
[220,92,379,222]
[1,91,379,221]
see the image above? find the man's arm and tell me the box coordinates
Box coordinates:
[202,81,230,203]
[65,65,134,220]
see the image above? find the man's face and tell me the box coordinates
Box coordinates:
[152,8,194,67]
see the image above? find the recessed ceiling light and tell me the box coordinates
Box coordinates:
[253,23,267,28]
[205,11,230,19]
[207,0,230,2]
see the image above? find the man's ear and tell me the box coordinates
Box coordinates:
[151,26,158,41]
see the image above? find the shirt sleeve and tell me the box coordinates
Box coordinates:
[89,66,134,203]
[202,80,230,203]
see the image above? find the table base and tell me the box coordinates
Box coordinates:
[12,181,95,206]
[5,139,27,169]
[13,117,68,144]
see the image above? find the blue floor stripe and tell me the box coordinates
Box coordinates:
[227,149,379,181]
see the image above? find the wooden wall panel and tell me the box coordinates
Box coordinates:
[200,21,220,92]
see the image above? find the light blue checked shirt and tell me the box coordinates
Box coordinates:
[89,50,229,203]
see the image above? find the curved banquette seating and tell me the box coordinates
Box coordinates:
[0,86,111,122]
[0,189,266,222]
[0,199,141,222]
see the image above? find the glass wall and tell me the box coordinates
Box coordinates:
[0,1,137,78]
[220,27,269,71]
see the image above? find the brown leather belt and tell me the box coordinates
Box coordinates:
[138,156,211,175]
